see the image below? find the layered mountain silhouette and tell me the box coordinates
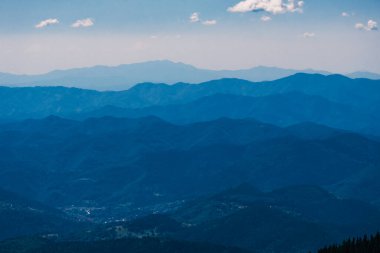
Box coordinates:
[1,61,379,91]
[1,72,380,253]
[1,74,380,135]
[0,116,379,219]
[77,93,373,134]
[0,61,332,90]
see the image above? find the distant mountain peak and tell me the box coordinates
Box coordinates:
[347,71,380,80]
[0,60,362,91]
[285,72,326,79]
[279,73,353,84]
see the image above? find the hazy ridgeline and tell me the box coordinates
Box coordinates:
[0,73,380,253]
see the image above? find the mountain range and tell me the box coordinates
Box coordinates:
[1,72,380,253]
[0,60,379,90]
[1,73,380,135]
[1,116,379,219]
[2,184,379,253]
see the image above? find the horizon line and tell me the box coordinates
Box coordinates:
[1,59,379,76]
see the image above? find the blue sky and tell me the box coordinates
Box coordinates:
[0,0,379,74]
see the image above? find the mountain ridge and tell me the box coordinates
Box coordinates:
[1,115,380,218]
[1,60,378,90]
[2,73,379,135]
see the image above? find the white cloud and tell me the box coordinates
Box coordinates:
[368,20,378,30]
[228,0,304,14]
[261,15,272,21]
[35,18,59,29]
[341,12,349,17]
[190,12,200,23]
[355,20,378,31]
[355,23,365,30]
[303,32,315,38]
[190,13,217,26]
[72,18,94,28]
[202,20,217,26]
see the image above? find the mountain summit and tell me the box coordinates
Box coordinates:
[0,61,335,90]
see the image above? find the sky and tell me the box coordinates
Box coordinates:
[0,0,379,74]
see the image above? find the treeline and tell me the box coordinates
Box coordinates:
[317,233,380,253]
